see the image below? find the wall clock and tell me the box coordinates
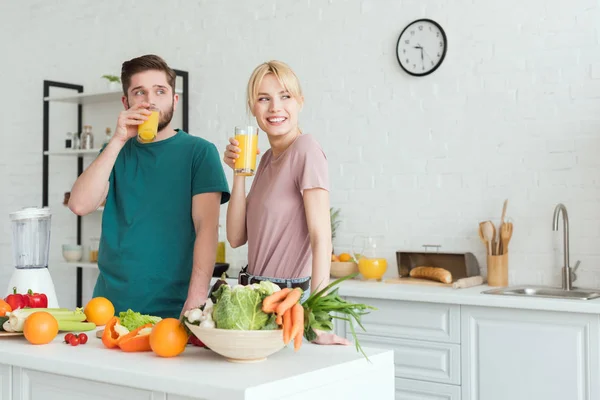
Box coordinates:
[396,19,447,77]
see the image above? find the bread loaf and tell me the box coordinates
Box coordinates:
[409,266,453,284]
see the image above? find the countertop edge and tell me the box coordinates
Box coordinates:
[336,280,600,314]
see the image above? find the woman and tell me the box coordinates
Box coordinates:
[223,60,349,346]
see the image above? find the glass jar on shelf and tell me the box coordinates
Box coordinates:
[104,127,112,145]
[72,131,81,149]
[81,125,94,150]
[89,237,100,263]
[65,132,73,149]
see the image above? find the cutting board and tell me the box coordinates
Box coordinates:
[384,277,452,287]
[0,331,24,337]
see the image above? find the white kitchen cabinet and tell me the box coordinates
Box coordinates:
[1,364,10,400]
[355,334,460,385]
[345,297,460,343]
[338,297,462,400]
[9,367,208,400]
[461,306,600,400]
[395,377,461,400]
[12,367,156,400]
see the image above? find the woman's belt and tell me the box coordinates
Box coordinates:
[238,265,310,291]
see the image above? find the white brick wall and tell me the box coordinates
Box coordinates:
[1,0,600,308]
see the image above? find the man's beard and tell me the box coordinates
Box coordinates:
[157,103,174,132]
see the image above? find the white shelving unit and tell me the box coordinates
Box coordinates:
[43,149,99,156]
[54,261,98,270]
[43,88,183,105]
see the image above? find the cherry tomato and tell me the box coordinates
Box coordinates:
[78,333,88,344]
[64,333,74,344]
[69,336,80,346]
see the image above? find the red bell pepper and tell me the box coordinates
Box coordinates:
[118,323,153,352]
[188,335,206,347]
[4,287,29,310]
[26,289,48,308]
[102,317,122,349]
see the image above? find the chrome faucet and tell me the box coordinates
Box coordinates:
[552,203,579,290]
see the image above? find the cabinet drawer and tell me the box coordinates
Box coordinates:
[395,377,461,400]
[347,297,460,343]
[356,334,460,385]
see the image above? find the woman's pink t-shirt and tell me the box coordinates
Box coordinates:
[246,134,329,279]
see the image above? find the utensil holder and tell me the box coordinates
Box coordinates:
[487,253,508,287]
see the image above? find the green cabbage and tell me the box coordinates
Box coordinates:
[211,282,280,330]
[118,309,162,331]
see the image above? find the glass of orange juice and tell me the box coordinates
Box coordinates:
[138,107,160,143]
[234,126,258,176]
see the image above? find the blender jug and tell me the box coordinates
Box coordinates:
[11,207,51,268]
[7,207,59,307]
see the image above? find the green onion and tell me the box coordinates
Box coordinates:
[303,273,377,359]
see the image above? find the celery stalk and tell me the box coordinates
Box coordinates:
[58,321,96,332]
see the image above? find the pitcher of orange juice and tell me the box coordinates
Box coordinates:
[352,235,387,281]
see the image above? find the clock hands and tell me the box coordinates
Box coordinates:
[414,44,424,67]
[418,44,437,67]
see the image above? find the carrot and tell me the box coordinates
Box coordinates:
[283,308,292,344]
[293,326,303,351]
[290,303,304,351]
[262,288,292,313]
[276,288,302,318]
[265,300,282,315]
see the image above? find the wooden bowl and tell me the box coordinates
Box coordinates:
[185,323,285,363]
[330,261,359,278]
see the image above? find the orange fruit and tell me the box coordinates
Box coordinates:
[150,318,188,358]
[23,311,58,345]
[84,297,115,326]
[331,254,340,262]
[339,253,352,262]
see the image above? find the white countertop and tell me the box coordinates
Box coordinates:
[0,331,392,399]
[337,279,600,314]
[212,276,600,314]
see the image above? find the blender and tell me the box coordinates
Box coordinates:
[7,207,59,308]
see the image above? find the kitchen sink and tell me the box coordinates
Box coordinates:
[482,286,600,301]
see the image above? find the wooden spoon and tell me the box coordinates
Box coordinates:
[478,223,487,247]
[480,221,496,255]
[496,199,508,255]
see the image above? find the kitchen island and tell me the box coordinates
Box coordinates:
[0,332,394,400]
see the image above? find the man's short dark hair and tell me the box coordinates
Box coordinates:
[121,54,176,96]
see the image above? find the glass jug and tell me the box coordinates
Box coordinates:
[352,235,387,281]
[10,207,52,269]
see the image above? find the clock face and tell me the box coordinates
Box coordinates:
[396,19,447,77]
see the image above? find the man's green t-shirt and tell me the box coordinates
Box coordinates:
[93,130,230,318]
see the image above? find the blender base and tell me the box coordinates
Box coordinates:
[6,268,60,308]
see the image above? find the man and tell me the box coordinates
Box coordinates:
[69,54,230,318]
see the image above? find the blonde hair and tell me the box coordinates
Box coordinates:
[246,60,303,114]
